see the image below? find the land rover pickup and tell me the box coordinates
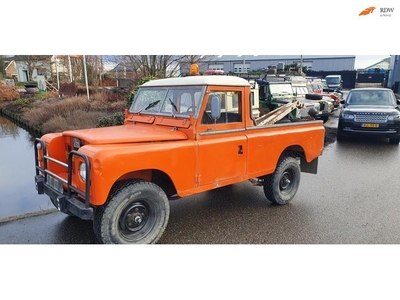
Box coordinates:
[34,69,325,244]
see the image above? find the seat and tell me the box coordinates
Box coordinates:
[349,93,361,105]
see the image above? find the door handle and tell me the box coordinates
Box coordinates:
[238,145,243,155]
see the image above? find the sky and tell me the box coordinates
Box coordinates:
[355,55,391,69]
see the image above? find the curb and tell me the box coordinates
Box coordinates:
[0,208,58,224]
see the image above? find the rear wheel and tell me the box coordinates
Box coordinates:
[93,180,170,244]
[263,156,301,205]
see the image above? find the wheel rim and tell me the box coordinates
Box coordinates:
[118,200,155,241]
[279,169,295,195]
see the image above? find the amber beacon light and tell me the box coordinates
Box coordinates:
[189,64,199,76]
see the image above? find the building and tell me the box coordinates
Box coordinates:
[180,55,356,75]
[5,56,52,82]
[388,55,400,93]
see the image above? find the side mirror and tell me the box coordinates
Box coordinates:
[211,96,221,120]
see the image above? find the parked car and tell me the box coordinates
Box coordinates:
[307,80,341,108]
[337,88,400,144]
[325,75,343,92]
[291,79,333,122]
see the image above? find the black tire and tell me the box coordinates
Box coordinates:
[263,156,301,205]
[336,130,345,141]
[93,180,170,244]
[336,123,345,141]
[305,94,323,100]
[389,137,400,145]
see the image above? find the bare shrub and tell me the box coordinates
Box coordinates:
[42,115,69,133]
[23,93,127,133]
[65,110,105,129]
[92,89,129,103]
[88,99,126,114]
[0,86,20,101]
[109,100,127,111]
[24,96,92,126]
[45,91,60,100]
[42,110,105,133]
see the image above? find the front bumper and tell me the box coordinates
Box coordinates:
[34,138,93,220]
[35,174,93,219]
[339,121,400,138]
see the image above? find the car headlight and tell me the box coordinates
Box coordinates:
[342,113,355,119]
[79,162,87,181]
[388,115,400,121]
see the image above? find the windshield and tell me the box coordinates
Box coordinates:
[270,83,293,95]
[325,77,340,84]
[129,85,206,118]
[346,90,396,106]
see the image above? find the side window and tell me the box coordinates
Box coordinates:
[201,91,242,124]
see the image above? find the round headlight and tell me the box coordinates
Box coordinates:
[79,162,86,181]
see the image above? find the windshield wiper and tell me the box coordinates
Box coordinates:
[137,100,161,113]
[168,98,178,112]
[144,100,161,110]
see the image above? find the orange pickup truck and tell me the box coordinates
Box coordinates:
[34,71,325,244]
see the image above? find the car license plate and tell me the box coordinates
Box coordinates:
[47,175,64,193]
[362,123,379,128]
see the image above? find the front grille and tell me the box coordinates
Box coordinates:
[354,113,387,123]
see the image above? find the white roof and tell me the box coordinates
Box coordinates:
[142,75,251,87]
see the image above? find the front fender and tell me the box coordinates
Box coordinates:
[79,141,197,205]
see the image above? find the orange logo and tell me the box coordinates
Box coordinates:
[359,6,376,16]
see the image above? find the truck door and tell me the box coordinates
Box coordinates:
[196,89,248,187]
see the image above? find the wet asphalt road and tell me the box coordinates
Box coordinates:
[1,107,400,244]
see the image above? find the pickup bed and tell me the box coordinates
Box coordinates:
[34,72,325,244]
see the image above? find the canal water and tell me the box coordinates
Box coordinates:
[0,115,54,220]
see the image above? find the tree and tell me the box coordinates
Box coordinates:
[84,55,103,87]
[178,55,218,74]
[112,55,218,79]
[119,55,185,78]
[0,56,7,79]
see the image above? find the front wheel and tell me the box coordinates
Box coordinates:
[93,180,170,244]
[263,156,301,205]
[389,137,400,145]
[336,128,345,141]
